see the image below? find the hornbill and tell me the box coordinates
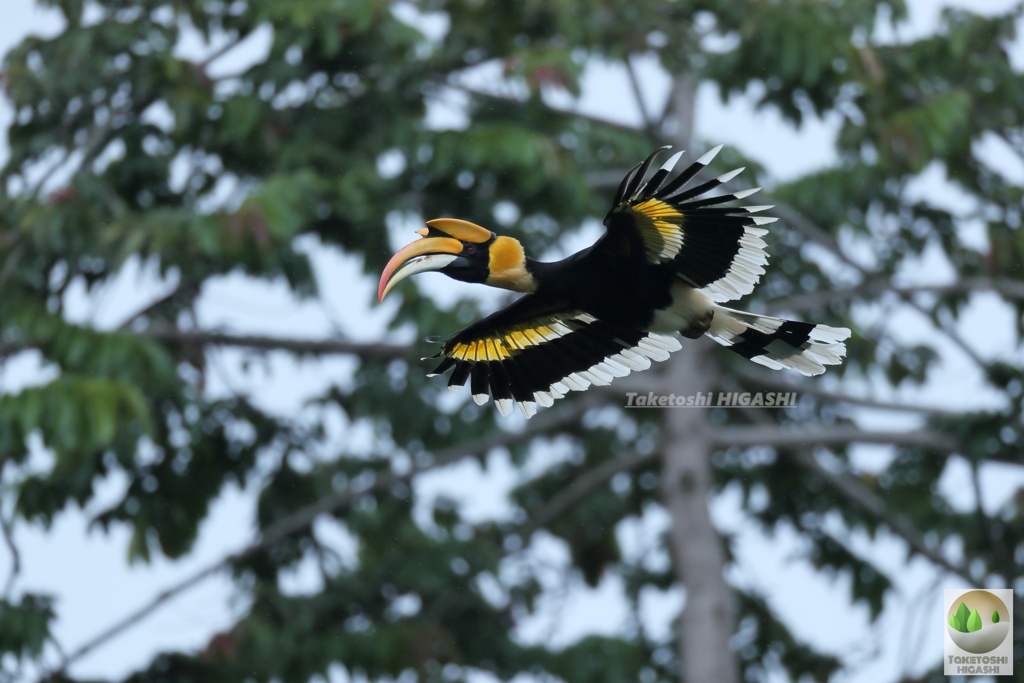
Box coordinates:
[378,145,850,418]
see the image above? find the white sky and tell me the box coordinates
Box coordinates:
[0,1,1022,682]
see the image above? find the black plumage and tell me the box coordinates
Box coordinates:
[381,146,851,418]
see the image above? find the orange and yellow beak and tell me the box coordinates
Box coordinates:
[377,219,493,302]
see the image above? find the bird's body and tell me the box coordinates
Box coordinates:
[379,146,850,417]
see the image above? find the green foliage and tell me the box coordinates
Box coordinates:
[548,636,647,683]
[1,0,1022,682]
[736,591,843,682]
[0,594,55,662]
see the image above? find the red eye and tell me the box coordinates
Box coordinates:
[465,246,475,254]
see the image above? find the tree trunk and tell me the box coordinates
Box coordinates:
[658,74,739,683]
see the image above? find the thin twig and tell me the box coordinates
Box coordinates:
[0,242,25,291]
[624,55,657,137]
[966,456,1012,581]
[520,450,655,539]
[41,397,597,679]
[0,514,19,599]
[932,317,989,369]
[789,449,974,584]
[440,81,643,137]
[996,129,1024,167]
[117,285,189,330]
[141,327,411,361]
[24,150,72,202]
[0,460,21,598]
[732,365,966,419]
[770,277,1024,315]
[762,194,996,374]
[197,30,251,72]
[712,425,955,452]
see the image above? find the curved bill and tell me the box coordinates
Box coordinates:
[424,218,492,243]
[378,236,462,301]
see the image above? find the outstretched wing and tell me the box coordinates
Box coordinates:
[604,145,775,303]
[426,293,681,418]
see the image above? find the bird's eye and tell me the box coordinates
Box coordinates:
[465,245,475,254]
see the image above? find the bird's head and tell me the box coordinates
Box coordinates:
[378,218,535,301]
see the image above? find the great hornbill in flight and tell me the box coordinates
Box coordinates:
[378,145,850,418]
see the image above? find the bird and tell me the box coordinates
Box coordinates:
[378,145,850,418]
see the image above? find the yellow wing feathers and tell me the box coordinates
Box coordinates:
[383,146,851,420]
[448,321,573,362]
[630,199,687,262]
[605,146,774,301]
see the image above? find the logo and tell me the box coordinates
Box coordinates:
[944,588,1013,676]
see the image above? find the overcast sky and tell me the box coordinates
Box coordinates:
[1,2,1022,682]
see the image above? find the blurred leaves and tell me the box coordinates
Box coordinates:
[0,0,1022,682]
[0,594,55,663]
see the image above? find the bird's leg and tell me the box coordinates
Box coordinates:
[657,283,716,339]
[680,308,714,339]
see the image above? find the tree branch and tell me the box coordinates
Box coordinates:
[197,29,253,73]
[117,285,193,331]
[764,201,859,269]
[624,56,657,138]
[712,405,974,581]
[0,243,26,293]
[24,151,72,202]
[712,425,955,452]
[768,277,1024,315]
[760,196,996,374]
[0,513,18,599]
[141,327,411,360]
[520,450,656,539]
[996,129,1024,168]
[0,460,20,599]
[731,366,966,418]
[663,72,696,149]
[439,81,644,137]
[789,449,974,584]
[41,396,598,680]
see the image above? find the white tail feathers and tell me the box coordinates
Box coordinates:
[706,305,850,376]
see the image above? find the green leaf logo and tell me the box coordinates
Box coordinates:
[949,613,961,630]
[967,608,982,633]
[955,602,971,633]
[992,610,1000,624]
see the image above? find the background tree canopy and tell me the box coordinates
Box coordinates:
[1,0,1023,682]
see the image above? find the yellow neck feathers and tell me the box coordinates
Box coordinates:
[486,236,536,293]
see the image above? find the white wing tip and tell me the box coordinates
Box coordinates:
[660,150,685,172]
[811,325,852,344]
[518,401,538,418]
[716,167,745,184]
[696,144,724,165]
